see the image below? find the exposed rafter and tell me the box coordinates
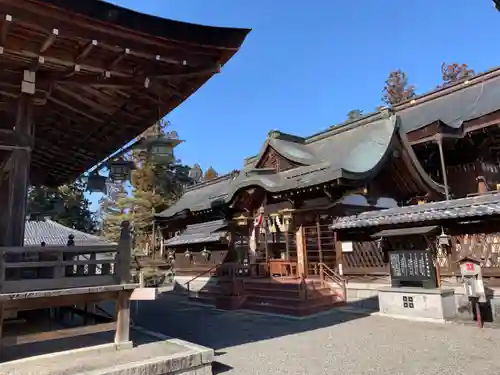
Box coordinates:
[0,0,249,186]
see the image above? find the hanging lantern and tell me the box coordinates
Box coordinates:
[87,172,107,193]
[109,159,135,181]
[140,135,183,164]
[279,208,295,231]
[438,227,451,248]
[234,214,249,227]
[201,247,211,258]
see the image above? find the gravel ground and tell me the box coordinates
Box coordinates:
[132,295,500,375]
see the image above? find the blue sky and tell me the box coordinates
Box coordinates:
[90,0,499,211]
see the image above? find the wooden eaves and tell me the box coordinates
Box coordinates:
[0,0,250,186]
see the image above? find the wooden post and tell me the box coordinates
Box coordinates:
[0,249,4,293]
[0,179,10,246]
[295,225,307,278]
[284,231,290,260]
[316,216,323,278]
[0,303,5,359]
[435,134,450,200]
[116,221,132,283]
[7,94,34,246]
[334,231,343,276]
[114,291,131,346]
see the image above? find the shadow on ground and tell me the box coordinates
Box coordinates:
[129,294,377,351]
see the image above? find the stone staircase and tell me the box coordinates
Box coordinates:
[186,277,345,316]
[241,279,344,316]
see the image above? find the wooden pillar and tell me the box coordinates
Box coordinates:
[295,225,307,278]
[0,304,5,359]
[7,94,34,246]
[316,216,323,278]
[0,179,10,246]
[114,291,131,345]
[116,221,132,283]
[435,134,450,200]
[334,231,343,276]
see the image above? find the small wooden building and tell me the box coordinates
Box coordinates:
[332,192,500,283]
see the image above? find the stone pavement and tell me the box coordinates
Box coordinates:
[132,295,500,375]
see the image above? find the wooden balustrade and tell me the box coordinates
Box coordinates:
[0,221,132,294]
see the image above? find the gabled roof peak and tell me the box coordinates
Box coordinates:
[267,130,305,144]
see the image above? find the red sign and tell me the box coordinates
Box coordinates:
[466,263,475,272]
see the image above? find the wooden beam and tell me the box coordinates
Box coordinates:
[1,291,120,311]
[2,34,136,77]
[2,322,117,347]
[53,85,115,115]
[0,129,33,150]
[47,96,104,123]
[76,40,98,63]
[109,48,131,69]
[40,28,59,53]
[0,14,11,47]
[0,2,217,64]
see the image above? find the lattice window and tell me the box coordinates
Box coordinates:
[342,241,387,273]
[257,147,298,172]
[454,233,500,268]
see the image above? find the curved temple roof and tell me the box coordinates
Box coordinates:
[158,112,445,220]
[0,0,250,186]
[156,173,236,219]
[226,113,444,201]
[395,67,500,135]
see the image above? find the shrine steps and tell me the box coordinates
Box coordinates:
[187,284,221,305]
[186,278,345,317]
[241,280,345,317]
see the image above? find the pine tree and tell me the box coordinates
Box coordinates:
[28,178,96,232]
[203,167,218,181]
[382,70,416,106]
[440,62,474,87]
[99,181,131,242]
[100,118,194,251]
[128,119,192,250]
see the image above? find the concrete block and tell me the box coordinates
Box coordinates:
[378,287,456,322]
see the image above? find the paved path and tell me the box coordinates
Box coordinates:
[132,295,500,375]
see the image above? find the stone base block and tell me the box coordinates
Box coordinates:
[378,287,456,322]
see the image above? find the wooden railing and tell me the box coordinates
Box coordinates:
[0,221,132,294]
[318,262,347,301]
[184,263,220,295]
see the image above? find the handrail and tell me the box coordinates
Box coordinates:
[318,262,347,301]
[184,263,221,295]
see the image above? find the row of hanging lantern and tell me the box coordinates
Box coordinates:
[233,208,295,232]
[86,131,183,194]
